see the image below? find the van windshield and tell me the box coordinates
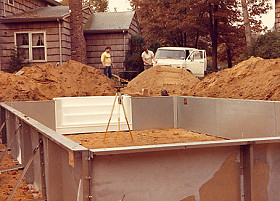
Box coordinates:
[155,50,186,60]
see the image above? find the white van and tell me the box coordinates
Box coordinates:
[154,47,207,77]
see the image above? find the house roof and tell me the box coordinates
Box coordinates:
[0,8,137,33]
[84,11,136,33]
[0,6,70,23]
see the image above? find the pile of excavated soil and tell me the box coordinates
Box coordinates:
[122,66,200,96]
[66,128,225,149]
[0,144,37,200]
[185,57,280,101]
[0,60,116,102]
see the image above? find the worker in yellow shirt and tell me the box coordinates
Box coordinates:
[101,46,113,78]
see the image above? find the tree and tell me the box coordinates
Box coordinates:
[149,41,162,54]
[123,35,146,72]
[129,0,271,71]
[60,0,108,12]
[241,0,252,47]
[241,0,272,47]
[246,31,280,59]
[184,0,243,71]
[8,46,29,73]
[129,0,197,47]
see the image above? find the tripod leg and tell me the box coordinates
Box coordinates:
[117,97,121,143]
[103,94,118,142]
[121,98,133,141]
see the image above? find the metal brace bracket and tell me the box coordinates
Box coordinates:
[7,140,42,201]
[0,123,22,165]
[0,115,9,133]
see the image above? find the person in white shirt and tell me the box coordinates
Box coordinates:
[141,46,157,70]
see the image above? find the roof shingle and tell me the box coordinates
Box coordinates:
[84,11,136,33]
[1,6,70,23]
[1,7,136,33]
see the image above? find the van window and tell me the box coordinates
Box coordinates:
[155,50,186,60]
[193,51,203,59]
[189,51,204,60]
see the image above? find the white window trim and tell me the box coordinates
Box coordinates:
[7,0,14,6]
[14,31,47,63]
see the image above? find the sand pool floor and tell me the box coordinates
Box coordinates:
[65,128,225,149]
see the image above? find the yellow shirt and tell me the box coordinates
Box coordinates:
[101,52,112,67]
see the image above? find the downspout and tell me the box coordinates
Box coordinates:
[123,30,126,71]
[57,19,62,64]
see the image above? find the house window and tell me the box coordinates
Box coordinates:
[15,33,29,60]
[32,33,45,60]
[15,32,47,62]
[8,0,14,5]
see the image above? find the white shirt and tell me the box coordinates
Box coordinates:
[142,50,154,65]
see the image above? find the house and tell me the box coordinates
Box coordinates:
[276,0,280,31]
[84,11,140,73]
[0,0,141,74]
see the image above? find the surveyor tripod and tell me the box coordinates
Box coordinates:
[103,86,133,142]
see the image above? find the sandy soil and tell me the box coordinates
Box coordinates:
[2,57,280,101]
[122,66,200,96]
[0,60,116,102]
[186,57,280,101]
[0,144,36,201]
[65,128,225,149]
[123,57,280,101]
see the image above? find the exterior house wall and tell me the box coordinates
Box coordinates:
[85,32,130,74]
[85,13,141,74]
[60,18,71,63]
[0,5,138,73]
[0,6,93,71]
[0,22,63,71]
[0,0,49,17]
[276,0,280,31]
[128,14,141,36]
[82,6,92,26]
[58,6,93,63]
[0,1,3,17]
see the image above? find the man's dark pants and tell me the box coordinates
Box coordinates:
[104,66,112,78]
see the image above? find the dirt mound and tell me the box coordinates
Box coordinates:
[0,61,116,102]
[123,66,200,96]
[186,57,280,101]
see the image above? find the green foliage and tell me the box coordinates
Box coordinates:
[8,47,27,73]
[246,31,280,59]
[149,41,162,54]
[60,0,108,12]
[124,35,146,72]
[83,0,108,12]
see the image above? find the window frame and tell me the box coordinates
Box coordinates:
[8,0,14,6]
[14,31,47,63]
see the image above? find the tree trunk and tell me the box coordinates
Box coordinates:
[183,32,187,47]
[209,3,218,72]
[195,31,200,48]
[226,44,232,68]
[69,0,87,64]
[241,0,252,47]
